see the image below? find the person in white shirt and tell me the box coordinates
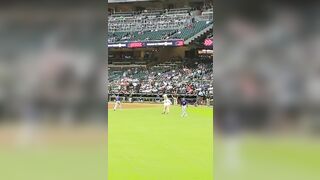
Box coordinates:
[162,94,172,114]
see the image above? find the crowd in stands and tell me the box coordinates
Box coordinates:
[108,58,213,97]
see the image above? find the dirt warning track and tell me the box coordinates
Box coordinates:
[108,103,161,109]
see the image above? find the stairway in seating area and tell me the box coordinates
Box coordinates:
[184,23,213,45]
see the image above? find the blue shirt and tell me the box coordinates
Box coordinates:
[181,100,187,106]
[116,96,120,101]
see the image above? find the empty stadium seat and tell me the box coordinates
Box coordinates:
[108,8,213,43]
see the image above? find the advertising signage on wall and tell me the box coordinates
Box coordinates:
[108,40,184,48]
[108,43,127,48]
[128,42,143,48]
[204,38,213,47]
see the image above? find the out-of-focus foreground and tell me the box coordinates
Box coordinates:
[0,2,107,180]
[1,0,320,180]
[215,1,320,180]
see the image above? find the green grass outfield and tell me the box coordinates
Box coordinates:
[108,104,214,180]
[1,104,320,180]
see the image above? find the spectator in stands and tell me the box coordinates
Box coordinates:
[108,58,213,97]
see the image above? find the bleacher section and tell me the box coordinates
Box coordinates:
[108,8,213,44]
[171,21,211,40]
[108,58,213,96]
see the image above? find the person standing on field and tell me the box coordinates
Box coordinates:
[181,98,188,117]
[162,94,172,114]
[113,95,122,111]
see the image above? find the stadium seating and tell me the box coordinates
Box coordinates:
[108,8,213,43]
[170,21,212,40]
[108,58,213,96]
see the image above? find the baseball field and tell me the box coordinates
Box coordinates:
[1,102,320,180]
[108,103,214,180]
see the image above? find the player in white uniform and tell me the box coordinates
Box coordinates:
[162,94,172,114]
[113,95,122,111]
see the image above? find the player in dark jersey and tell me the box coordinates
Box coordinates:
[181,98,188,117]
[113,95,122,111]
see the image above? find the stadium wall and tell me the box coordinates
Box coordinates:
[108,0,199,12]
[109,93,214,106]
[108,46,189,63]
[155,47,188,60]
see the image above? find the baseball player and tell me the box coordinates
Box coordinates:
[162,94,172,114]
[181,97,188,117]
[113,95,122,111]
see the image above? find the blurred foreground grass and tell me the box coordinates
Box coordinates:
[215,135,320,180]
[0,125,107,180]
